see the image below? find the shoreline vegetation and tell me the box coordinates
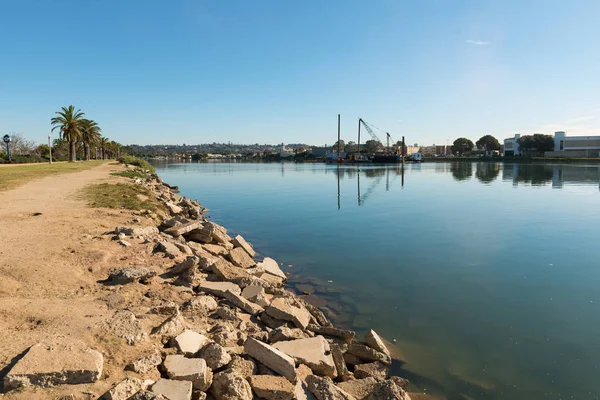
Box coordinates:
[0,158,420,400]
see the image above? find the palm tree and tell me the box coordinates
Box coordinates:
[80,119,102,161]
[99,137,109,160]
[51,106,85,162]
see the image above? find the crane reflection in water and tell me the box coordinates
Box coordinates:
[334,165,406,209]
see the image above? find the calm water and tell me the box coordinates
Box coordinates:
[153,161,600,400]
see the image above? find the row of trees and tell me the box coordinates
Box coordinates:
[451,135,501,155]
[451,133,554,156]
[50,105,122,162]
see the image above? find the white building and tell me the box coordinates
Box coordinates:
[503,134,521,157]
[504,132,600,157]
[547,131,600,157]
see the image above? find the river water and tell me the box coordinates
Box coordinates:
[153,161,600,400]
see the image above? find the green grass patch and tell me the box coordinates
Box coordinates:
[118,156,155,172]
[110,170,148,179]
[81,183,166,212]
[0,160,105,192]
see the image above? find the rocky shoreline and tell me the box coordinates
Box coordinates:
[2,166,418,400]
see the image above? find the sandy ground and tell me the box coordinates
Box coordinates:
[0,162,172,399]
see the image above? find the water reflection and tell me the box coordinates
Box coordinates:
[333,163,600,209]
[502,163,600,188]
[451,162,473,181]
[475,162,500,184]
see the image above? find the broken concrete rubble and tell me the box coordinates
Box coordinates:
[364,329,391,358]
[231,234,256,258]
[248,374,296,400]
[273,336,337,378]
[174,329,211,356]
[3,339,103,389]
[266,296,312,330]
[163,355,213,391]
[152,378,193,400]
[244,338,297,383]
[227,247,256,269]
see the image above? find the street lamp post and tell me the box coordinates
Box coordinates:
[48,133,53,164]
[3,134,11,162]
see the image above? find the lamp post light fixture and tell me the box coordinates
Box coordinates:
[48,133,53,164]
[3,134,11,162]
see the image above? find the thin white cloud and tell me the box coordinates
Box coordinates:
[465,39,490,46]
[567,115,596,122]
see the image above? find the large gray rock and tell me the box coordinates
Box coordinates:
[171,256,199,275]
[104,377,148,400]
[305,375,356,400]
[107,310,148,345]
[152,313,186,337]
[203,243,229,256]
[223,290,264,315]
[354,362,388,381]
[153,241,183,259]
[295,364,317,400]
[307,326,355,343]
[231,235,256,258]
[228,247,256,269]
[364,330,391,358]
[244,338,296,382]
[163,355,213,391]
[198,281,241,297]
[226,355,257,378]
[127,353,163,374]
[347,344,391,365]
[248,375,296,400]
[108,266,157,284]
[129,390,168,400]
[174,330,211,356]
[152,379,193,400]
[268,326,310,343]
[256,257,287,280]
[212,258,252,281]
[117,226,159,237]
[273,336,336,378]
[266,297,311,330]
[365,380,411,400]
[3,339,103,389]
[182,296,218,313]
[211,371,253,400]
[165,221,203,237]
[200,342,232,370]
[329,343,349,380]
[242,285,269,307]
[209,222,233,244]
[337,378,378,400]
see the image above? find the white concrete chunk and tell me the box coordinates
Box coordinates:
[257,257,287,280]
[244,338,296,383]
[163,355,213,391]
[198,281,241,297]
[3,339,103,389]
[273,336,336,378]
[231,235,256,258]
[152,378,193,400]
[174,330,211,356]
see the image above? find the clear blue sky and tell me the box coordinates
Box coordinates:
[1,0,600,146]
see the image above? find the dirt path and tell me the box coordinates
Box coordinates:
[0,162,145,398]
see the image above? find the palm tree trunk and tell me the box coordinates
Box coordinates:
[83,144,89,161]
[69,140,77,162]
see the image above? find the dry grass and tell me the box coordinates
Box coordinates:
[81,183,166,212]
[0,161,106,192]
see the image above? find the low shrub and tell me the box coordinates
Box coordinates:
[118,156,155,172]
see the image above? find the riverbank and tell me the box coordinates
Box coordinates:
[0,161,426,399]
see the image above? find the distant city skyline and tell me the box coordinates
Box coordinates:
[1,0,600,146]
